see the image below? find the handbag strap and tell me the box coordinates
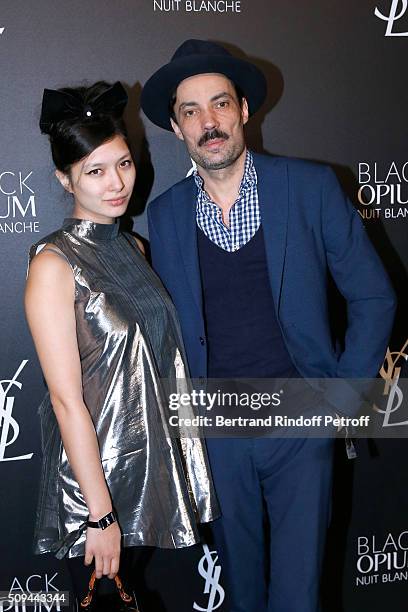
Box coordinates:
[114,574,133,604]
[80,570,136,608]
[80,571,97,608]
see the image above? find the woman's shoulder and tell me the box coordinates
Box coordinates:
[122,231,146,256]
[25,244,75,318]
[27,243,72,281]
[27,226,73,286]
[29,227,66,261]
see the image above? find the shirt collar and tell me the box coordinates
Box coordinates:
[193,150,257,198]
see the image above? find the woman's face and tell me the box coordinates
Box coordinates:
[57,134,136,224]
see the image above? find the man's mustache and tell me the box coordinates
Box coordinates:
[198,129,229,147]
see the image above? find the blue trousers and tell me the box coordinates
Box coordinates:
[206,437,334,612]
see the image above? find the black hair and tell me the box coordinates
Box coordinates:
[168,79,245,125]
[45,81,129,174]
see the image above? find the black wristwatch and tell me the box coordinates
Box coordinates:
[87,510,117,530]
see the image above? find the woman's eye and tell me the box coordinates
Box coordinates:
[87,168,102,176]
[120,159,132,168]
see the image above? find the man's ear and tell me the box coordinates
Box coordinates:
[55,169,73,193]
[241,97,249,126]
[170,117,184,141]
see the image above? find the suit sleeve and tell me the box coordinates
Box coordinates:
[321,166,397,378]
[147,202,164,275]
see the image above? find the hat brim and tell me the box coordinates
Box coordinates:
[141,54,267,131]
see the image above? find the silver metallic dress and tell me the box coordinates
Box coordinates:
[29,218,218,559]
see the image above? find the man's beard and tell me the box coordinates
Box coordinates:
[190,129,245,171]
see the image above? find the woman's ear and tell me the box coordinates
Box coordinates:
[55,169,73,193]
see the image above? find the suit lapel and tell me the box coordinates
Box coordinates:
[254,153,289,312]
[171,178,203,314]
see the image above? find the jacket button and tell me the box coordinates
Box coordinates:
[199,336,206,346]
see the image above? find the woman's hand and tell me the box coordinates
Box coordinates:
[84,520,122,579]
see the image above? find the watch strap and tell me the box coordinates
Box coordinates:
[87,510,117,530]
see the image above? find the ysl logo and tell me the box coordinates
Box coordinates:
[373,339,408,426]
[374,0,408,36]
[0,360,34,461]
[193,545,225,612]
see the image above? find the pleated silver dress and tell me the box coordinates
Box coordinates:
[29,217,218,559]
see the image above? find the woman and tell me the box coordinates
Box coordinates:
[25,81,218,602]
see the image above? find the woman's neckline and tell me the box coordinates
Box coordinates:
[62,217,119,241]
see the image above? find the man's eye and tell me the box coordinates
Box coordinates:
[217,101,229,108]
[184,109,197,117]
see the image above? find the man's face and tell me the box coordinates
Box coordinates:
[171,73,249,171]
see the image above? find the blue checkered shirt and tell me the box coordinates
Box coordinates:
[195,150,260,252]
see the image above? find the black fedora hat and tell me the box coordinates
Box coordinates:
[141,39,267,131]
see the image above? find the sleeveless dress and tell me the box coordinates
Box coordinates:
[29,218,218,559]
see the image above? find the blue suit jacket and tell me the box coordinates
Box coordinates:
[147,153,396,416]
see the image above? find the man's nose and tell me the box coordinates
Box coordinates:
[201,108,218,130]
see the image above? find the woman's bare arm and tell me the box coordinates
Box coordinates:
[25,248,120,578]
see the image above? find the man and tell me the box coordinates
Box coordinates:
[141,40,396,611]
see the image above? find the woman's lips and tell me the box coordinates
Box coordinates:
[105,196,127,207]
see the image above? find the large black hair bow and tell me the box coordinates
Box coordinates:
[39,81,128,134]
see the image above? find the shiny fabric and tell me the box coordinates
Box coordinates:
[29,218,218,558]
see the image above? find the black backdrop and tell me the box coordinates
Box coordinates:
[0,2,407,611]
